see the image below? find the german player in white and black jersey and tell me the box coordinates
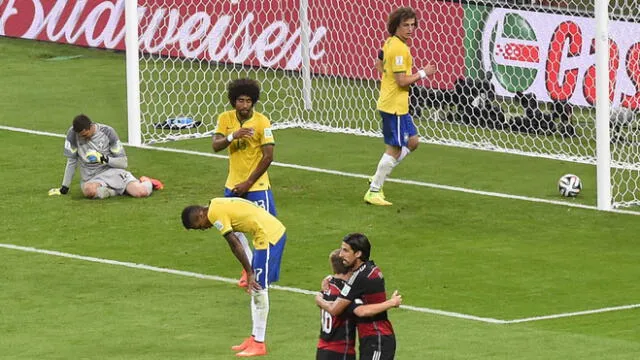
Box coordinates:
[316,233,402,360]
[48,114,163,199]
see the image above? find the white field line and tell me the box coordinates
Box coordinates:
[504,304,640,324]
[2,243,638,324]
[2,124,639,216]
[0,243,502,324]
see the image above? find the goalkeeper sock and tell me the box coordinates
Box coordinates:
[251,289,269,342]
[141,179,153,195]
[235,232,253,264]
[95,186,116,199]
[396,146,411,163]
[370,153,397,192]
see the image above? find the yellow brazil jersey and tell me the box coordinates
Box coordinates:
[207,197,286,250]
[214,110,275,191]
[377,36,412,115]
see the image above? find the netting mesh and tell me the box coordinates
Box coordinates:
[137,0,640,208]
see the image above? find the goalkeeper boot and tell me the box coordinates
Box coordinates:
[231,336,255,352]
[238,269,248,288]
[364,190,392,206]
[236,340,267,357]
[140,176,164,190]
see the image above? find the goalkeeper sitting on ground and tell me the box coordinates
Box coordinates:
[48,114,163,199]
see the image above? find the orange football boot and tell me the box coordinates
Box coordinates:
[236,340,267,357]
[231,336,254,352]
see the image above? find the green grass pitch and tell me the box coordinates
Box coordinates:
[1,36,639,359]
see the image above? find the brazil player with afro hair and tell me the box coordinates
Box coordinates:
[212,78,279,296]
[227,78,261,106]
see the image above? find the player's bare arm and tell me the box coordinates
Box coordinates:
[212,128,254,152]
[223,232,261,292]
[232,144,274,196]
[315,294,351,316]
[375,59,383,74]
[353,290,402,317]
[393,63,436,87]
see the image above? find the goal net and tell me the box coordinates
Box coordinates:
[135,0,640,208]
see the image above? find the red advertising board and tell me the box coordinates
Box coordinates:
[0,0,465,88]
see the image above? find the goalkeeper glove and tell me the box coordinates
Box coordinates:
[48,186,69,196]
[86,151,108,164]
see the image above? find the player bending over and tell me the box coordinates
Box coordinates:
[182,197,288,357]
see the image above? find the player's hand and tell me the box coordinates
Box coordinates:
[423,64,436,77]
[246,271,262,293]
[233,127,254,139]
[388,290,402,308]
[48,186,69,196]
[232,180,254,197]
[321,275,332,292]
[85,150,108,164]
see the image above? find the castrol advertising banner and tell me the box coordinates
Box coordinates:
[0,0,465,87]
[477,8,640,109]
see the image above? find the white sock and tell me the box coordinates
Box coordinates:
[397,146,411,163]
[94,186,116,199]
[251,289,269,342]
[141,180,153,195]
[250,297,256,338]
[235,232,253,264]
[370,153,397,192]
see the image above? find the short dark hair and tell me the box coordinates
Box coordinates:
[387,7,417,36]
[72,114,92,133]
[343,233,371,262]
[227,78,260,107]
[181,205,202,229]
[330,249,350,275]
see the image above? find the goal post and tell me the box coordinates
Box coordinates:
[125,0,141,147]
[594,0,611,211]
[125,0,640,210]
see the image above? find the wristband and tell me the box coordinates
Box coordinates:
[418,69,427,79]
[227,133,234,142]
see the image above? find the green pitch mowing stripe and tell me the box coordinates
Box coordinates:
[2,124,640,216]
[3,243,638,325]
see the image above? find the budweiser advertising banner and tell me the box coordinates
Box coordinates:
[470,7,640,109]
[0,0,465,86]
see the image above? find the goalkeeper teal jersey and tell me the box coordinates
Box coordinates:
[63,123,126,182]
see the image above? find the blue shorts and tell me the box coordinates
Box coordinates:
[380,111,417,147]
[224,188,277,217]
[253,233,287,288]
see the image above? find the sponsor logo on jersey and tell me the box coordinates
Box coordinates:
[213,220,224,231]
[340,284,351,296]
